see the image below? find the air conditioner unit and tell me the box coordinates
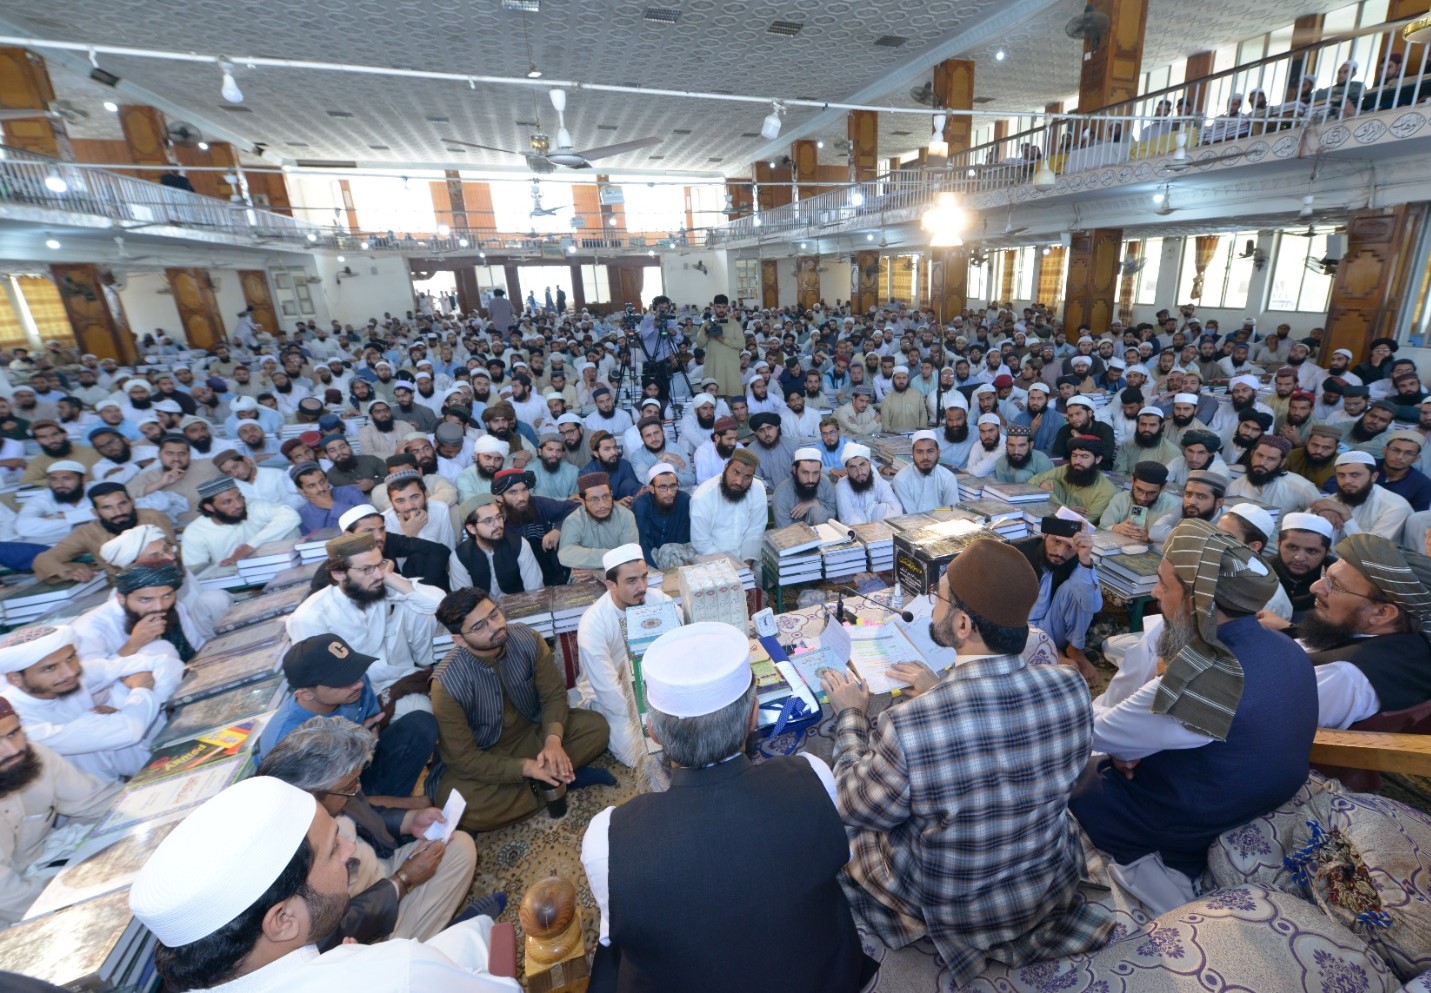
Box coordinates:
[1324,233,1345,263]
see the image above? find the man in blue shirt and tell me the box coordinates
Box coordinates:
[257,634,436,800]
[633,462,692,566]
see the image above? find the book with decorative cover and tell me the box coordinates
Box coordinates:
[236,538,301,567]
[849,520,895,546]
[155,674,285,746]
[0,575,106,608]
[885,512,939,532]
[190,625,287,666]
[981,480,1052,504]
[213,583,310,634]
[765,522,823,556]
[264,563,319,592]
[0,889,138,987]
[501,588,553,625]
[172,642,285,706]
[956,498,1025,523]
[24,812,188,919]
[96,754,251,836]
[128,719,261,787]
[549,580,606,620]
[1102,549,1164,580]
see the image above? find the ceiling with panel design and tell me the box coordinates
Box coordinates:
[0,0,1379,178]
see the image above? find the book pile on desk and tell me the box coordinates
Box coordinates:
[263,563,317,592]
[194,562,249,591]
[849,520,895,572]
[551,580,607,635]
[502,587,556,638]
[981,479,1051,504]
[894,518,1004,596]
[171,626,288,707]
[235,539,300,586]
[816,521,867,582]
[294,527,341,564]
[0,889,155,992]
[1091,528,1152,560]
[212,583,310,634]
[677,558,748,628]
[762,522,825,584]
[952,471,983,499]
[956,498,1031,539]
[1097,549,1162,598]
[0,575,107,626]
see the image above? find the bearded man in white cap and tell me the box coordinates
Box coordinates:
[892,431,960,513]
[689,448,768,567]
[455,434,508,503]
[772,447,838,528]
[98,523,230,640]
[834,444,901,525]
[0,620,177,783]
[0,690,117,926]
[1215,504,1295,621]
[13,460,99,546]
[878,365,927,433]
[964,413,1007,478]
[575,544,675,773]
[582,622,875,993]
[1308,450,1413,542]
[1267,511,1335,617]
[130,776,520,992]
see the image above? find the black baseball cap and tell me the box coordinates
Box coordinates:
[282,634,377,689]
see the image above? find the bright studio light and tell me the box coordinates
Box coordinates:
[921,191,966,247]
[996,49,1007,61]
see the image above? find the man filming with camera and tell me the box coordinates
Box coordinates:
[698,294,745,398]
[636,296,684,403]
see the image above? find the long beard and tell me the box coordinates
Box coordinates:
[129,397,152,410]
[1231,395,1255,413]
[125,605,179,635]
[1172,412,1195,427]
[52,487,84,506]
[943,424,969,444]
[1246,465,1281,486]
[1287,412,1310,426]
[1134,428,1164,448]
[333,454,358,472]
[190,436,213,454]
[1288,355,1306,366]
[1065,464,1100,487]
[211,507,248,525]
[276,383,293,394]
[792,478,820,500]
[1156,604,1195,660]
[373,416,394,432]
[1350,421,1382,443]
[598,454,622,473]
[540,454,564,472]
[718,477,749,502]
[475,462,497,481]
[99,512,138,535]
[715,440,737,458]
[980,438,1000,452]
[697,411,715,429]
[40,440,73,458]
[1303,449,1335,468]
[847,472,874,494]
[1006,450,1032,469]
[504,500,535,524]
[0,747,43,795]
[1301,609,1359,651]
[1338,483,1373,507]
[340,574,388,605]
[1183,503,1217,521]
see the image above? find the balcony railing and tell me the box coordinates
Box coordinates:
[329,228,700,257]
[712,17,1431,245]
[0,145,327,245]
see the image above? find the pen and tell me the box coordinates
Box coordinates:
[845,662,862,685]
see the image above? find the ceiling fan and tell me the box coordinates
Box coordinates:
[444,89,661,171]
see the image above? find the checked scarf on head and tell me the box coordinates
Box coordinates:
[1154,518,1279,741]
[1335,532,1431,644]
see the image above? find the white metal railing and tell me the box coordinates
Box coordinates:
[0,145,328,245]
[713,19,1431,244]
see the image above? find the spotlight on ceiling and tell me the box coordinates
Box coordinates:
[197,141,210,151]
[526,63,543,79]
[89,66,120,87]
[102,100,118,113]
[995,49,1006,61]
[44,174,68,194]
[816,140,824,149]
[761,101,784,140]
[479,251,487,258]
[219,61,243,103]
[45,237,61,250]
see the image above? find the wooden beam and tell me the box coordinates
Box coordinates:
[1311,728,1431,776]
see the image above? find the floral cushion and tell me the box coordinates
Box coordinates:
[953,885,1398,993]
[1206,773,1332,891]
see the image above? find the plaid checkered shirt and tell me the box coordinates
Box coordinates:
[832,652,1113,985]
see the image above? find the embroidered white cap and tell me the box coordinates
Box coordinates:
[339,503,381,530]
[1224,503,1274,539]
[601,543,645,573]
[643,622,753,718]
[1281,512,1335,541]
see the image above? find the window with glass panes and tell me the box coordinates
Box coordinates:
[1175,232,1255,309]
[1268,231,1336,312]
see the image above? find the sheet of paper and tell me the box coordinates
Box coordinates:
[819,619,851,662]
[423,789,466,843]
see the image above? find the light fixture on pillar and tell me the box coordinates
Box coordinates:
[1153,185,1173,215]
[219,61,243,103]
[437,223,452,237]
[479,250,487,259]
[996,49,1007,61]
[336,255,346,263]
[866,233,875,241]
[761,101,785,140]
[1404,8,1431,43]
[458,237,469,247]
[921,191,966,247]
[1030,158,1056,192]
[928,112,949,157]
[849,190,865,207]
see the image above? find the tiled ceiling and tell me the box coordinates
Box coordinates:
[3,0,1372,178]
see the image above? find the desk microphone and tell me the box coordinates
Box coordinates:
[834,585,915,624]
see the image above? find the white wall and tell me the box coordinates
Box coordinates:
[659,249,728,308]
[820,259,852,307]
[311,252,417,326]
[116,272,182,341]
[211,270,249,334]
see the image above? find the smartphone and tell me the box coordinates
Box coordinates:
[1129,505,1148,528]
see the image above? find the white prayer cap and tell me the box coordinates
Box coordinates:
[1174,393,1200,406]
[401,430,429,443]
[1066,396,1095,410]
[690,394,715,409]
[126,380,151,393]
[841,443,871,466]
[473,435,509,456]
[152,399,184,414]
[1137,406,1165,420]
[1126,364,1150,377]
[643,622,753,718]
[365,400,390,417]
[444,387,469,402]
[1332,348,1355,360]
[339,503,381,530]
[1027,382,1051,395]
[601,543,644,573]
[977,413,1002,427]
[1108,357,1127,370]
[46,459,87,475]
[414,371,433,382]
[646,462,677,484]
[792,446,823,464]
[1224,503,1274,539]
[545,391,565,402]
[96,397,123,412]
[231,396,258,412]
[556,413,583,426]
[941,390,969,411]
[1282,511,1335,541]
[1336,450,1376,467]
[910,430,938,445]
[1230,374,1260,392]
[0,624,77,675]
[892,365,910,376]
[130,777,317,948]
[754,361,770,371]
[100,524,168,568]
[1071,355,1092,366]
[1077,335,1094,345]
[639,398,662,409]
[972,384,995,396]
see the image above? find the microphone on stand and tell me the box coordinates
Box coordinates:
[833,585,915,624]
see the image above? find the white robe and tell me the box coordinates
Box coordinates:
[1333,484,1413,543]
[0,644,182,781]
[235,466,304,511]
[834,475,902,524]
[1226,472,1320,517]
[574,589,672,769]
[286,581,444,692]
[964,438,1006,478]
[383,499,457,548]
[689,474,767,563]
[891,464,961,514]
[72,595,207,666]
[179,499,302,571]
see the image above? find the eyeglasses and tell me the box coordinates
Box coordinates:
[1320,572,1384,602]
[464,605,504,635]
[320,782,361,799]
[475,513,505,527]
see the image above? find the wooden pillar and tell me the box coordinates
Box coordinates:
[790,140,818,200]
[932,248,968,322]
[1184,52,1217,114]
[338,178,361,232]
[49,264,136,362]
[504,263,522,304]
[886,156,902,176]
[571,184,602,242]
[725,179,751,219]
[1117,241,1139,324]
[607,265,644,308]
[1063,229,1123,333]
[117,106,175,177]
[796,257,820,309]
[1044,101,1064,116]
[1324,206,1425,361]
[932,59,976,157]
[237,270,279,334]
[851,251,879,314]
[1385,0,1426,67]
[595,174,626,235]
[753,161,775,212]
[246,170,293,216]
[444,170,468,231]
[760,259,779,309]
[1077,0,1148,112]
[165,268,227,349]
[569,263,587,312]
[453,266,481,315]
[993,121,1009,144]
[847,109,878,183]
[1291,15,1325,87]
[0,47,72,159]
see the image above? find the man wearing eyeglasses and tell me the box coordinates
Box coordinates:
[450,494,544,601]
[428,587,611,832]
[257,633,438,802]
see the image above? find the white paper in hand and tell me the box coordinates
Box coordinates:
[422,790,467,843]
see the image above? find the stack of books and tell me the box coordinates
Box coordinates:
[551,580,606,635]
[886,512,940,533]
[295,527,341,564]
[264,563,317,592]
[952,471,984,499]
[155,673,287,748]
[981,480,1052,505]
[1097,550,1163,598]
[815,521,866,582]
[213,583,310,634]
[1091,528,1152,560]
[849,520,896,573]
[957,498,1031,539]
[502,588,556,638]
[195,562,250,591]
[894,518,1004,596]
[0,576,107,626]
[763,523,825,585]
[0,889,155,990]
[871,435,913,467]
[235,539,300,586]
[172,628,288,707]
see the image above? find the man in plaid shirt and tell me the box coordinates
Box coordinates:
[821,539,1113,985]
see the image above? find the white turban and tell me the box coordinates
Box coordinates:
[792,447,823,464]
[1174,393,1200,406]
[130,778,317,948]
[601,543,644,573]
[473,435,509,456]
[646,462,677,484]
[0,625,77,675]
[643,622,752,718]
[1230,374,1260,392]
[99,524,168,568]
[338,504,381,530]
[841,443,872,466]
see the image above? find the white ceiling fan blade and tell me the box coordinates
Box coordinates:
[574,136,662,161]
[549,88,566,113]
